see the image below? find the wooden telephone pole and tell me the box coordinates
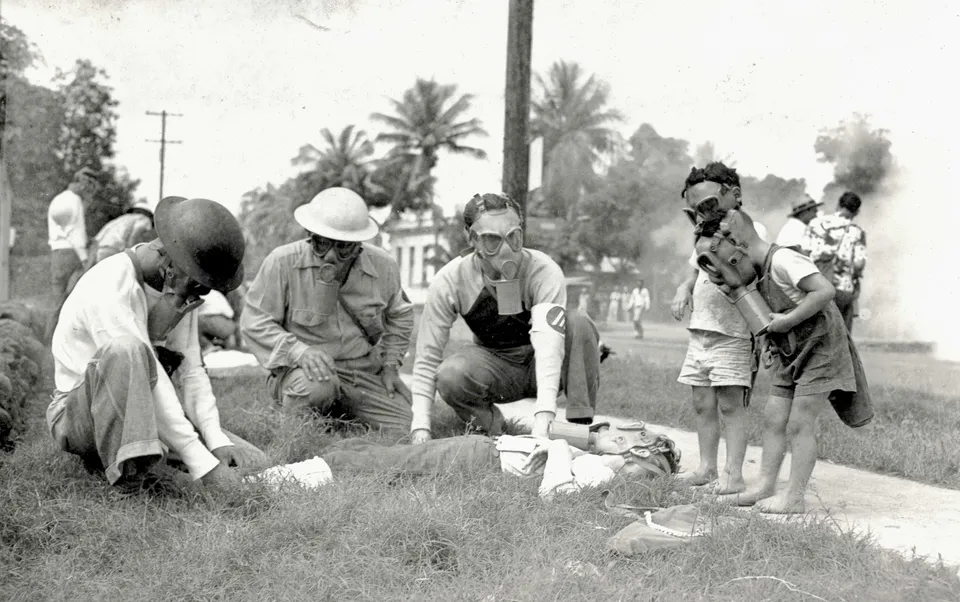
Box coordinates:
[146,110,182,201]
[502,0,534,226]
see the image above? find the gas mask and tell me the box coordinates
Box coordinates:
[148,259,207,342]
[310,234,362,314]
[471,226,524,315]
[693,213,774,337]
[683,192,742,238]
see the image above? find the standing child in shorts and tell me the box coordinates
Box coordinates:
[671,163,766,495]
[702,209,870,514]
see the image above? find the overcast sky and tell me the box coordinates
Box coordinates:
[8,0,958,216]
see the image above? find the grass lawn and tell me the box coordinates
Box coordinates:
[2,345,959,600]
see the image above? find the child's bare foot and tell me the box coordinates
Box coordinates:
[755,492,805,514]
[716,486,773,507]
[679,468,717,486]
[712,473,746,495]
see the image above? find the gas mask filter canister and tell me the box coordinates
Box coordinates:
[494,259,522,315]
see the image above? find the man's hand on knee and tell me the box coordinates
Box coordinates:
[297,346,336,382]
[380,365,411,401]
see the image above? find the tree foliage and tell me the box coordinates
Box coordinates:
[530,61,623,220]
[1,21,140,254]
[237,184,306,276]
[370,78,487,214]
[291,125,375,199]
[815,113,893,198]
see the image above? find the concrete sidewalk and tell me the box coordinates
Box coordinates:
[494,398,960,576]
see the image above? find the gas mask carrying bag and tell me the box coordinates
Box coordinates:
[327,249,386,347]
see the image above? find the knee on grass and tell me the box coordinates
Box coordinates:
[436,356,490,404]
[281,370,340,415]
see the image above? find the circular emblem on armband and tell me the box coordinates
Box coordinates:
[546,305,566,334]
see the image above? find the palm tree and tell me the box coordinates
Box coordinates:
[530,61,624,219]
[370,78,488,213]
[291,125,375,197]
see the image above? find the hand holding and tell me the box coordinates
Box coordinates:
[532,411,555,440]
[410,429,432,445]
[767,312,794,334]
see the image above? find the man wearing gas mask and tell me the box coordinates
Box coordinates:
[240,187,414,433]
[409,193,601,445]
[693,208,871,514]
[46,196,267,491]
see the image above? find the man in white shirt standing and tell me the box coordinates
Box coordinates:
[775,195,822,250]
[47,196,267,492]
[626,280,651,339]
[47,167,101,302]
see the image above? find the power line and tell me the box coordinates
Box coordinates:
[145,110,183,202]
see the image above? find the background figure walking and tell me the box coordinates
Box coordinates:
[606,287,621,324]
[628,280,651,339]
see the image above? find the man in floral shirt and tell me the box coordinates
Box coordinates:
[801,191,867,333]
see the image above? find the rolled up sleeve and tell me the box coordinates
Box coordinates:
[240,253,309,370]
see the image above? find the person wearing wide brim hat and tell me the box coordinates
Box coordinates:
[775,195,823,249]
[241,187,415,434]
[47,196,269,492]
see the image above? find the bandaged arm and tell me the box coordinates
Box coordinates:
[529,303,566,416]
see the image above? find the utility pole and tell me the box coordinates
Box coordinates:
[146,110,182,201]
[502,0,534,227]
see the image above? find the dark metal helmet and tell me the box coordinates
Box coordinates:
[154,196,245,292]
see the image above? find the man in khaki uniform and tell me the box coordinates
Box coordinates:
[240,188,414,433]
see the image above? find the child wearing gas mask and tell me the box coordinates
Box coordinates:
[672,163,767,496]
[695,209,871,514]
[252,421,680,501]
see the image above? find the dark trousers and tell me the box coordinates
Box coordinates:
[434,309,600,433]
[324,434,499,477]
[835,295,857,335]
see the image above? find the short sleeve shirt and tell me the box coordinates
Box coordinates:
[769,247,820,305]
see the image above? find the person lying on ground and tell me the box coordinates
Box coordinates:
[46,196,269,493]
[253,421,681,501]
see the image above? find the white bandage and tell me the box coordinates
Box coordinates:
[530,303,566,416]
[248,456,333,490]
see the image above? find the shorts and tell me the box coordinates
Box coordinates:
[770,310,857,400]
[677,329,753,388]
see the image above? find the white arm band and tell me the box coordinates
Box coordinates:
[529,303,566,416]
